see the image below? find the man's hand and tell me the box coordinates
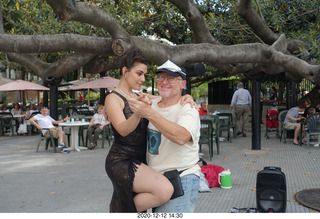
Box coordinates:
[127,96,153,118]
[36,124,42,131]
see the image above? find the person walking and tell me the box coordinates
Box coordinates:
[230,82,252,137]
[128,60,201,213]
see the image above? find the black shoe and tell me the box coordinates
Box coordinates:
[243,134,246,137]
[237,132,242,136]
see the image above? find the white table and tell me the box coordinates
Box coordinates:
[59,121,90,152]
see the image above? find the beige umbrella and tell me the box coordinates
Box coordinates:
[68,76,119,90]
[0,80,50,91]
[68,77,119,105]
[0,80,49,106]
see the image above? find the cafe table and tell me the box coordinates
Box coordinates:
[59,121,90,152]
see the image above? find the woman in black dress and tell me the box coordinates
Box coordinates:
[104,50,173,212]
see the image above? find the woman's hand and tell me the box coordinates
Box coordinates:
[127,96,153,118]
[180,94,198,109]
[136,93,152,105]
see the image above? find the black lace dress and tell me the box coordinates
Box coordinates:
[105,91,149,212]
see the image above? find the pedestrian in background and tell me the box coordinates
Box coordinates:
[230,82,252,137]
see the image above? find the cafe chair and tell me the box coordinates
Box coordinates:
[66,107,78,116]
[200,115,220,156]
[101,124,112,148]
[0,112,15,136]
[221,110,237,138]
[278,110,289,144]
[27,111,40,135]
[303,113,320,148]
[218,112,233,142]
[85,124,112,148]
[78,107,94,116]
[63,127,71,147]
[0,119,4,136]
[36,128,57,153]
[199,119,214,160]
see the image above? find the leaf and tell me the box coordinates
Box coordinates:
[16,2,20,10]
[49,192,55,195]
[250,187,256,191]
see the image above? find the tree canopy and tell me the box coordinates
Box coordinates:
[0,0,319,87]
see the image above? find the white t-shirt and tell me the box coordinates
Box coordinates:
[34,114,55,135]
[92,113,107,125]
[147,98,201,177]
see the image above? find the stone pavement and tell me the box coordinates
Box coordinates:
[0,129,320,213]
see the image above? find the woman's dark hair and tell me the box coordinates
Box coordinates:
[272,86,277,92]
[120,49,148,75]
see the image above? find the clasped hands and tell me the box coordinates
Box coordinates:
[127,93,153,118]
[127,93,198,118]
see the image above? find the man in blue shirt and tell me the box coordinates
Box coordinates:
[230,82,252,137]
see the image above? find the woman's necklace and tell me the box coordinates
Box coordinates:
[119,87,133,98]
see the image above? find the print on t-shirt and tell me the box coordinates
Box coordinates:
[147,128,161,155]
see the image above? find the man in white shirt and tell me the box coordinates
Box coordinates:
[29,107,69,148]
[128,60,200,213]
[230,82,252,137]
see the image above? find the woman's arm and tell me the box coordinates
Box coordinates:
[104,93,141,137]
[89,116,94,127]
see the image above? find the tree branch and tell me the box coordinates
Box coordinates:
[46,0,130,39]
[168,0,220,44]
[236,0,307,54]
[0,34,113,54]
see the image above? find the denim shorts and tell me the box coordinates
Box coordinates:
[153,174,200,213]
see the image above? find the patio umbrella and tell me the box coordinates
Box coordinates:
[0,80,49,107]
[0,80,49,91]
[68,76,119,90]
[68,76,120,105]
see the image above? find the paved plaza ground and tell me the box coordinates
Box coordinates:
[0,128,320,215]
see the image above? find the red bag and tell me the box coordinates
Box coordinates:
[200,164,225,187]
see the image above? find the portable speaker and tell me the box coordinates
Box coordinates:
[256,166,286,212]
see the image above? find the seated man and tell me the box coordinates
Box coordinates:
[29,107,69,148]
[283,102,306,145]
[199,102,208,116]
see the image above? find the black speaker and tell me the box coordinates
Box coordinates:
[256,166,287,213]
